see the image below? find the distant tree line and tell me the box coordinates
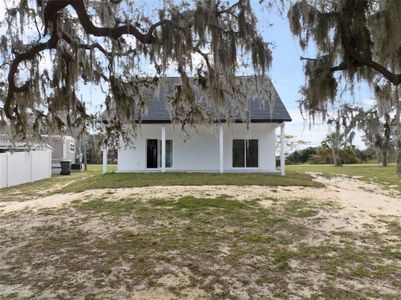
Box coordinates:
[286,145,381,165]
[285,103,397,166]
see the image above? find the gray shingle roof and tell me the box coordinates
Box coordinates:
[137,76,292,123]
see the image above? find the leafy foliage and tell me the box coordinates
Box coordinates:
[287,144,372,165]
[275,134,309,156]
[286,146,317,164]
[288,0,401,112]
[351,107,396,167]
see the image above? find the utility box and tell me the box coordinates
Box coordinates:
[71,163,82,171]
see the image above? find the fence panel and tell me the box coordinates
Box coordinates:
[8,152,31,186]
[0,149,52,188]
[32,150,52,181]
[0,154,6,188]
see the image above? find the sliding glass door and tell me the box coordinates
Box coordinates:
[146,139,173,169]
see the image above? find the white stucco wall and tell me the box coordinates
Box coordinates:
[118,123,280,173]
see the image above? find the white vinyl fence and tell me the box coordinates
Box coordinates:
[0,149,52,188]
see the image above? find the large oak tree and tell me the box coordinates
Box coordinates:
[0,0,272,142]
[288,0,401,172]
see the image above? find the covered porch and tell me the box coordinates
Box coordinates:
[104,123,287,175]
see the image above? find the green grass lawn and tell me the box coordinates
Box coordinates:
[287,164,401,192]
[0,165,321,200]
[2,163,399,200]
[0,166,102,202]
[57,166,322,193]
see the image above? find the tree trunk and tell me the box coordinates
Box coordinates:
[333,121,342,166]
[395,90,401,176]
[397,137,401,175]
[332,147,341,166]
[382,149,388,167]
[382,113,391,167]
[335,148,342,166]
[83,140,88,171]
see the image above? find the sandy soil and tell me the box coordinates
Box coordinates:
[0,174,400,299]
[1,173,400,219]
[1,173,399,241]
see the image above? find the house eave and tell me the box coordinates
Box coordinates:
[137,118,292,124]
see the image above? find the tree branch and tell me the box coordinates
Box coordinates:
[217,1,241,16]
[330,62,351,72]
[45,0,168,44]
[338,18,401,85]
[6,0,170,120]
[300,56,353,73]
[5,33,59,119]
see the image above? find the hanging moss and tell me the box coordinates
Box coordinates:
[288,0,401,174]
[1,0,273,147]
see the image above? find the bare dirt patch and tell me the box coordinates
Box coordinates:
[1,173,400,239]
[310,173,401,215]
[0,175,400,299]
[1,173,400,218]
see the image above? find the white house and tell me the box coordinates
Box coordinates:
[105,77,291,175]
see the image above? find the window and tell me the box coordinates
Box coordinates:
[232,139,258,168]
[233,140,245,167]
[69,142,75,153]
[146,139,173,169]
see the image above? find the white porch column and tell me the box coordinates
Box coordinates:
[280,122,286,176]
[219,125,224,174]
[161,126,166,172]
[102,145,108,175]
[48,149,52,178]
